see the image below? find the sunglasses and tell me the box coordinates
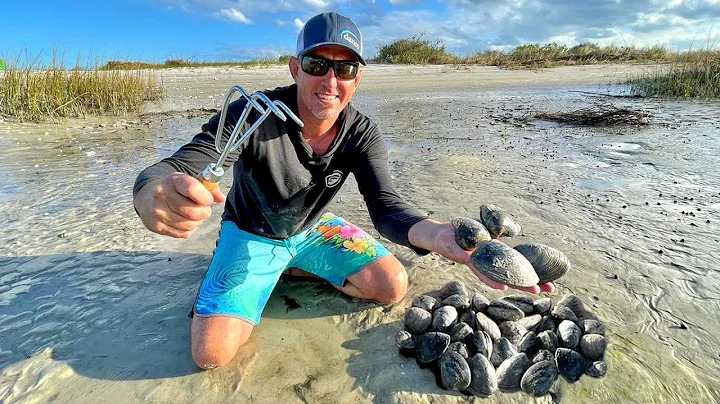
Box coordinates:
[300,54,360,80]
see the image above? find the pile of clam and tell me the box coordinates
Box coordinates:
[396,281,608,397]
[455,204,571,286]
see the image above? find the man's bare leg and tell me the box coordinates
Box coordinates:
[333,254,408,304]
[190,315,254,369]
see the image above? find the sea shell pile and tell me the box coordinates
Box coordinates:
[453,204,571,285]
[396,282,609,397]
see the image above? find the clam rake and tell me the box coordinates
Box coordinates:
[197,85,304,191]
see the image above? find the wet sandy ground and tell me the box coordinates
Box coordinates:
[1,64,719,403]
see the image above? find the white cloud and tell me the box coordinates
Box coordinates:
[219,8,252,24]
[294,18,305,30]
[304,0,328,7]
[274,19,286,26]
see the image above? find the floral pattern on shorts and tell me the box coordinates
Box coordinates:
[312,213,378,257]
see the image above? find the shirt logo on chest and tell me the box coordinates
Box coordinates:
[325,170,343,188]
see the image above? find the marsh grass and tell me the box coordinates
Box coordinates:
[100,55,290,70]
[629,54,720,98]
[1,55,164,122]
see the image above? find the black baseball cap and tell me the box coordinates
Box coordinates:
[296,12,366,65]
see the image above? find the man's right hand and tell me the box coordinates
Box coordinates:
[133,172,226,238]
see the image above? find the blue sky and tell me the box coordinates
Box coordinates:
[2,0,719,65]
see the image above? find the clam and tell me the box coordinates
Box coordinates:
[470,241,539,287]
[580,334,607,360]
[396,330,416,357]
[496,352,532,392]
[439,280,467,299]
[451,217,491,250]
[585,360,608,378]
[557,294,586,317]
[499,321,528,346]
[532,349,555,363]
[442,294,471,311]
[557,320,582,349]
[412,294,439,312]
[501,294,535,314]
[491,337,517,367]
[579,319,606,336]
[487,299,525,322]
[517,331,541,355]
[551,305,578,322]
[514,243,571,283]
[517,314,543,331]
[555,347,586,383]
[537,330,559,352]
[471,293,490,312]
[537,315,557,333]
[475,312,501,341]
[459,310,477,329]
[448,341,470,359]
[533,298,553,315]
[465,330,493,359]
[439,351,472,390]
[479,204,522,238]
[404,307,432,334]
[449,322,474,342]
[432,306,458,333]
[521,360,559,397]
[467,353,498,397]
[416,332,451,365]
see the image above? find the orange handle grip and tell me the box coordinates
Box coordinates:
[199,178,219,191]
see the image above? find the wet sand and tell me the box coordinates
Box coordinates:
[1,64,719,403]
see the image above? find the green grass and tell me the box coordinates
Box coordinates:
[629,54,720,98]
[100,55,291,70]
[0,55,164,122]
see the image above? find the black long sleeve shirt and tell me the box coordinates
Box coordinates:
[134,84,428,252]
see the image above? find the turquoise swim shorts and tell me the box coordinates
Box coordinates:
[193,212,391,324]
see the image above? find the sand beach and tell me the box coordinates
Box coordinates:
[1,63,719,403]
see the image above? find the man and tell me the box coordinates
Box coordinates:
[133,12,554,369]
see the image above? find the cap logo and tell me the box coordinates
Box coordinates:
[339,29,361,51]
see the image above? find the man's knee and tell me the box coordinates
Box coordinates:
[190,315,253,369]
[368,255,408,304]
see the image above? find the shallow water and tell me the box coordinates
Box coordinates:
[1,82,719,403]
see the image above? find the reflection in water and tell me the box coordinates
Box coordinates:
[1,85,719,402]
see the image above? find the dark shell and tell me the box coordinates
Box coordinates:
[557,320,582,349]
[432,306,458,333]
[496,353,532,393]
[532,349,555,363]
[521,360,559,397]
[533,298,553,315]
[467,353,498,398]
[487,300,525,322]
[439,351,472,390]
[416,332,451,364]
[459,310,477,330]
[479,204,522,238]
[412,294,439,312]
[499,321,528,346]
[537,315,557,333]
[514,243,571,283]
[450,322,474,342]
[517,314,543,331]
[517,331,542,355]
[465,330,493,359]
[448,341,470,359]
[442,294,471,311]
[579,319,606,336]
[557,294,586,317]
[491,337,518,367]
[470,241,539,287]
[471,293,490,312]
[538,330,559,352]
[451,217,491,250]
[585,360,608,378]
[396,330,416,357]
[555,348,586,383]
[551,305,578,322]
[475,312,501,341]
[439,280,467,299]
[501,294,535,314]
[580,334,607,361]
[404,307,432,334]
